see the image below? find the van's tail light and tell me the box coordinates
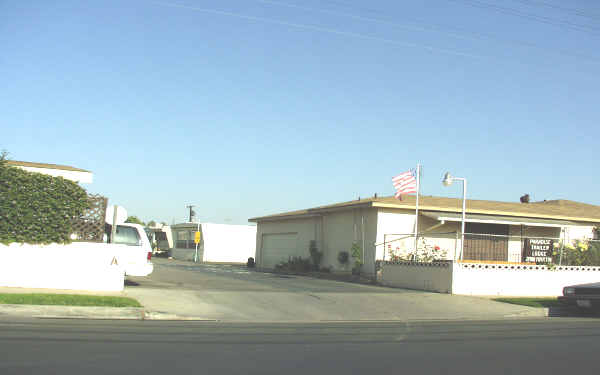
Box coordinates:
[147,252,152,261]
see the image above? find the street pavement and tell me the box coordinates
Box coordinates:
[123,258,549,322]
[1,317,599,374]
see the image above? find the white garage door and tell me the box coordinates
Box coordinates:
[261,233,299,269]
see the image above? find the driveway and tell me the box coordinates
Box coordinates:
[124,258,545,322]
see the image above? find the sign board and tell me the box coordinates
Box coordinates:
[194,231,201,244]
[522,238,554,264]
[105,205,128,225]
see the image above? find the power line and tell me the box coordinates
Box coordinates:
[514,0,600,21]
[255,0,600,64]
[446,0,600,34]
[150,1,485,59]
[148,1,600,72]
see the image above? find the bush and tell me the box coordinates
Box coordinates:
[309,240,323,271]
[350,242,363,274]
[274,257,311,273]
[338,251,349,265]
[0,162,88,244]
[552,240,600,266]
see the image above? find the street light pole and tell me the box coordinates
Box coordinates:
[443,173,467,261]
[459,178,466,261]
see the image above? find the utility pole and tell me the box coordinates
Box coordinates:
[186,205,195,223]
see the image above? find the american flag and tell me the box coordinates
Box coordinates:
[392,169,417,199]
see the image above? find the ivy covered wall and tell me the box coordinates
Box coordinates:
[0,160,88,244]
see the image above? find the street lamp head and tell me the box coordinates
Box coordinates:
[442,172,453,187]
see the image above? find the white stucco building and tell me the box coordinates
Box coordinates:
[249,196,600,277]
[7,160,93,184]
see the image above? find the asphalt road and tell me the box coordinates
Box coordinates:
[1,317,599,374]
[123,259,547,321]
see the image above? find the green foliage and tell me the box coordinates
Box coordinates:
[0,162,88,245]
[350,242,363,273]
[387,238,448,263]
[308,240,323,271]
[0,150,8,166]
[338,251,349,265]
[125,216,145,226]
[274,257,312,273]
[147,220,157,227]
[492,297,562,308]
[0,293,142,307]
[552,240,600,266]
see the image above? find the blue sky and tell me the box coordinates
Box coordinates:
[2,0,599,224]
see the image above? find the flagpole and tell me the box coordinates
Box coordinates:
[414,164,421,258]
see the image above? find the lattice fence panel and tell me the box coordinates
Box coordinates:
[71,194,108,242]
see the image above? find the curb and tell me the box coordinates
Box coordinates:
[0,304,213,321]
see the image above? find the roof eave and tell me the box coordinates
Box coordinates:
[250,201,375,222]
[373,202,600,224]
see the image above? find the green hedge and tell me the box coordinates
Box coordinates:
[0,162,89,244]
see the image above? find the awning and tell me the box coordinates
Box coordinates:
[421,211,577,228]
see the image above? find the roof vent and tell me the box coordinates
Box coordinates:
[520,194,530,203]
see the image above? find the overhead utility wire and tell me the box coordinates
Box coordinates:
[515,0,600,21]
[446,0,600,34]
[256,0,600,64]
[150,1,485,60]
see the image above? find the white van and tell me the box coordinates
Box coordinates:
[104,223,154,277]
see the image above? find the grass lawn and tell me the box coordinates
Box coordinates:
[0,293,142,307]
[492,297,563,308]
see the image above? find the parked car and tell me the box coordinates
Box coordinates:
[559,282,600,311]
[104,223,154,277]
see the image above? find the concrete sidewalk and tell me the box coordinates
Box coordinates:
[120,260,554,322]
[0,262,580,321]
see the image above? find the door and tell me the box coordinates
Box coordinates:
[463,223,509,261]
[261,233,298,269]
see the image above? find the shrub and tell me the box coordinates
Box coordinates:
[350,242,363,274]
[274,257,311,273]
[308,240,323,271]
[552,240,600,266]
[338,251,349,265]
[0,162,88,244]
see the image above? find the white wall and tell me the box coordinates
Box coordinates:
[453,262,600,297]
[15,166,93,184]
[375,209,415,260]
[564,225,596,243]
[381,261,600,297]
[0,242,125,292]
[203,223,256,263]
[380,262,453,293]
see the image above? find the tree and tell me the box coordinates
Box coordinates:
[147,220,157,227]
[0,149,8,166]
[125,216,145,226]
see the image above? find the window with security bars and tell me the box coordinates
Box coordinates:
[463,223,509,261]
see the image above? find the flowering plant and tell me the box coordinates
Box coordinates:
[551,240,600,266]
[387,238,448,263]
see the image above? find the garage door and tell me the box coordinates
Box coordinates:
[261,233,299,269]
